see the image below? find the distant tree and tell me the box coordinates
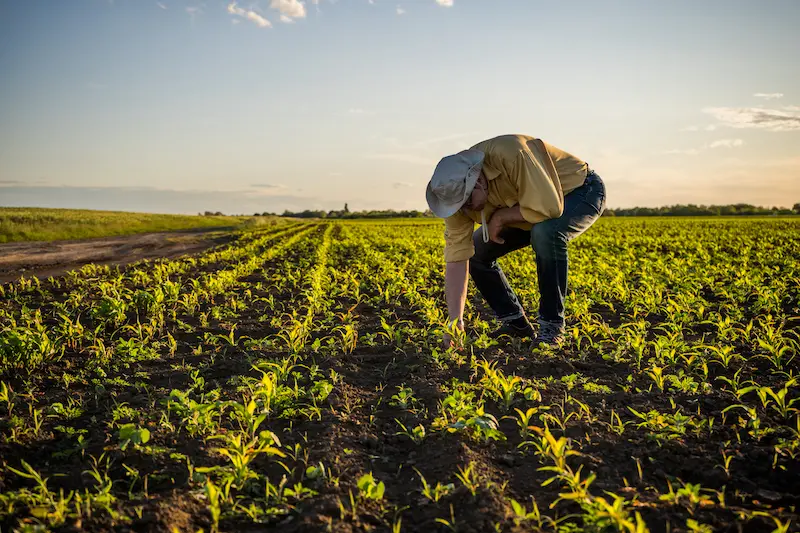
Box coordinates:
[793,203,800,214]
[344,203,350,213]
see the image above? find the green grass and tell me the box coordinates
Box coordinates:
[0,207,254,243]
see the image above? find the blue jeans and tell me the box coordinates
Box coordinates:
[469,171,606,330]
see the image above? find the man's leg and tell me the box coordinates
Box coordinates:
[469,226,530,325]
[530,172,607,340]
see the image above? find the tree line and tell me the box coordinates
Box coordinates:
[603,203,800,217]
[217,203,800,219]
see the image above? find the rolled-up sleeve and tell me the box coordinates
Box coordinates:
[512,146,564,224]
[443,212,474,262]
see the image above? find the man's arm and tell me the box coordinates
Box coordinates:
[444,260,469,329]
[486,205,526,244]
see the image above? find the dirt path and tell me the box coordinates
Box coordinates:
[0,227,235,283]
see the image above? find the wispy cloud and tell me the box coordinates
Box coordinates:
[156,2,167,9]
[665,139,744,156]
[753,93,784,100]
[709,139,744,149]
[435,0,454,6]
[227,2,271,27]
[270,0,306,19]
[0,184,325,215]
[247,183,289,197]
[185,5,203,22]
[703,106,800,131]
[367,132,477,168]
[396,5,405,15]
[250,183,286,189]
[680,124,717,132]
[392,181,415,188]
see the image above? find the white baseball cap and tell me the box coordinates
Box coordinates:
[425,149,485,218]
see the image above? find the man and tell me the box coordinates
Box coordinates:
[425,134,606,346]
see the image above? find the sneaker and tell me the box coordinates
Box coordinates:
[533,321,565,345]
[488,317,535,339]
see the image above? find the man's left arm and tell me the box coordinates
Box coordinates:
[486,205,525,244]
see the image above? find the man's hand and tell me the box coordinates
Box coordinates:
[487,206,526,244]
[488,211,506,244]
[442,319,464,350]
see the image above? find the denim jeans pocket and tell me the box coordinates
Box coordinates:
[581,176,606,216]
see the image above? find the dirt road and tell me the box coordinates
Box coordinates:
[0,228,235,283]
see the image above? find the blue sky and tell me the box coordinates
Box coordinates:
[1,0,799,214]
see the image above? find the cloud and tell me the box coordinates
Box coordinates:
[0,185,326,215]
[680,124,717,132]
[280,14,293,23]
[227,2,271,27]
[156,2,167,9]
[250,183,286,189]
[270,0,306,19]
[665,139,744,155]
[703,106,800,131]
[396,5,405,14]
[753,93,784,100]
[435,0,454,5]
[392,182,415,189]
[185,5,203,23]
[709,139,744,149]
[0,178,49,186]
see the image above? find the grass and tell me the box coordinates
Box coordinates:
[0,207,255,243]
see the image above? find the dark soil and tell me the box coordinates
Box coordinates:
[0,224,798,533]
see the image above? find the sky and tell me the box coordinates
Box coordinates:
[1,0,799,215]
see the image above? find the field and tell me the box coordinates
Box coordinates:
[0,218,798,533]
[0,208,250,243]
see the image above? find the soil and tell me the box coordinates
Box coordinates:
[0,224,798,533]
[0,228,235,283]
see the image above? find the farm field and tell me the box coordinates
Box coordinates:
[0,208,251,244]
[0,217,798,533]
